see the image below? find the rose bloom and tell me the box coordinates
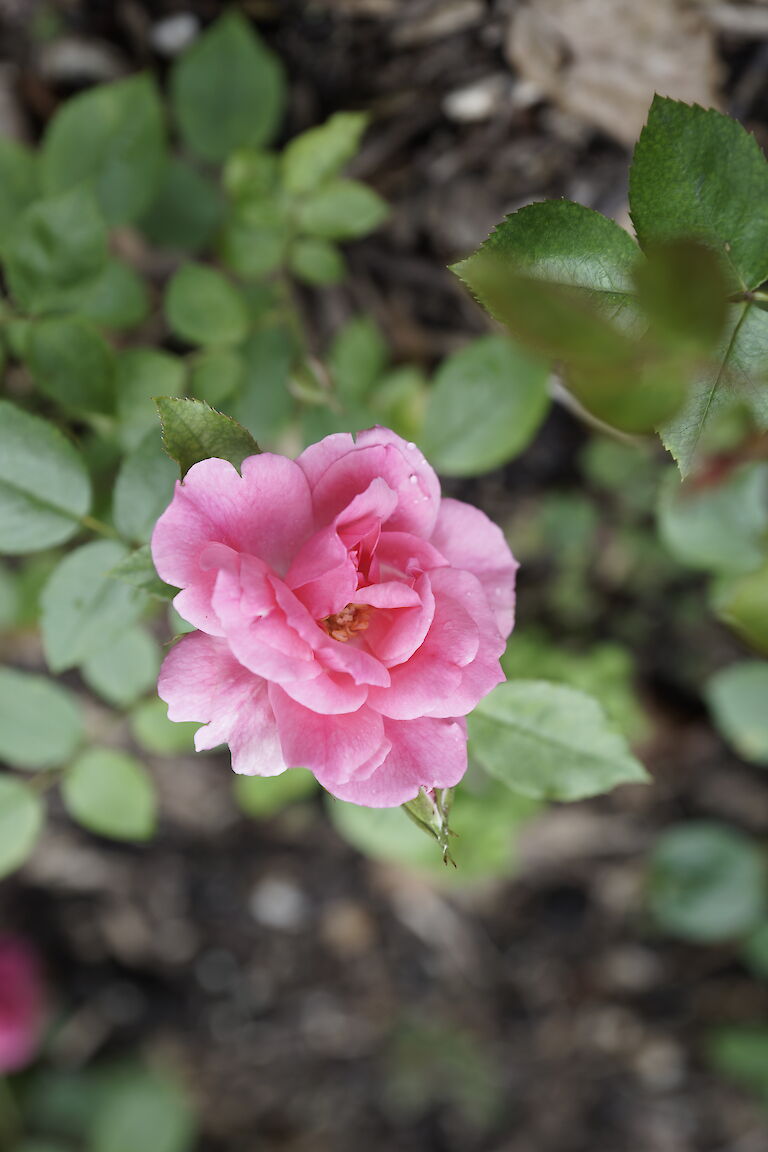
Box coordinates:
[152,427,516,807]
[0,937,46,1073]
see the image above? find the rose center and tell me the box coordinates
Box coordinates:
[321,603,371,642]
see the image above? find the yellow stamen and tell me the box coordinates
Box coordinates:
[321,603,371,642]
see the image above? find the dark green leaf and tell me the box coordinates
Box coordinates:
[231,326,295,443]
[26,315,116,414]
[57,257,148,330]
[223,148,280,203]
[81,627,160,709]
[164,263,249,347]
[657,463,768,574]
[709,1028,768,1103]
[113,430,178,544]
[155,396,260,478]
[219,199,287,279]
[282,111,368,195]
[0,776,43,878]
[170,10,285,162]
[297,178,388,240]
[188,348,245,407]
[633,239,728,350]
[0,666,82,770]
[707,661,768,766]
[0,137,38,252]
[0,401,91,553]
[140,157,223,253]
[62,748,157,840]
[5,186,108,314]
[41,74,165,225]
[422,334,549,475]
[648,821,766,942]
[629,96,768,292]
[468,679,648,801]
[41,540,145,672]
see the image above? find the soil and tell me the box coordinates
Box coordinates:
[1,3,768,1151]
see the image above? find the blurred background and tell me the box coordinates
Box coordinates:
[1,2,768,1150]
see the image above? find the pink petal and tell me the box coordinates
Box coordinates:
[151,453,314,595]
[278,669,369,714]
[297,427,441,538]
[363,572,436,667]
[429,497,518,636]
[270,687,387,785]
[158,632,285,776]
[323,716,467,806]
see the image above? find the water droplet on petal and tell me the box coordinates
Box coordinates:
[408,474,418,484]
[406,441,416,451]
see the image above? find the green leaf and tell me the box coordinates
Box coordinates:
[629,96,768,293]
[116,348,187,451]
[298,179,389,240]
[164,263,249,347]
[713,560,768,655]
[453,200,641,329]
[743,921,768,979]
[170,10,285,162]
[282,111,368,195]
[0,137,38,252]
[62,747,156,840]
[156,396,260,478]
[223,148,280,203]
[657,463,768,574]
[234,769,318,819]
[660,301,768,475]
[113,430,178,544]
[0,666,82,770]
[131,696,197,755]
[55,257,149,330]
[219,199,287,279]
[41,540,145,672]
[468,680,648,801]
[188,348,245,407]
[707,661,768,766]
[88,1065,195,1152]
[0,401,91,554]
[709,1028,768,1103]
[370,365,428,444]
[328,315,388,406]
[139,157,222,253]
[290,237,345,285]
[633,239,728,351]
[109,544,175,600]
[422,335,549,476]
[230,326,295,443]
[26,316,116,414]
[329,776,539,882]
[41,74,165,225]
[5,186,108,314]
[0,776,43,878]
[648,821,766,942]
[81,627,160,709]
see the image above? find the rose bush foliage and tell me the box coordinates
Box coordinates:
[152,427,517,806]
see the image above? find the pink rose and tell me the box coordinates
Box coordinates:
[152,427,516,807]
[0,938,46,1073]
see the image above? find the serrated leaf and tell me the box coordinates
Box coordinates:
[5,186,108,314]
[468,679,648,801]
[0,401,91,554]
[62,748,156,841]
[41,73,165,225]
[155,396,260,478]
[26,315,116,415]
[170,10,285,162]
[0,666,82,770]
[113,430,178,544]
[41,540,145,672]
[629,96,768,292]
[0,776,43,878]
[81,628,160,709]
[648,822,766,942]
[707,661,768,766]
[422,334,549,475]
[282,111,368,195]
[164,263,249,347]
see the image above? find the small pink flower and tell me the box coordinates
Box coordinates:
[152,427,517,807]
[0,937,46,1073]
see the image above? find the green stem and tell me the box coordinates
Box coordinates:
[80,514,120,540]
